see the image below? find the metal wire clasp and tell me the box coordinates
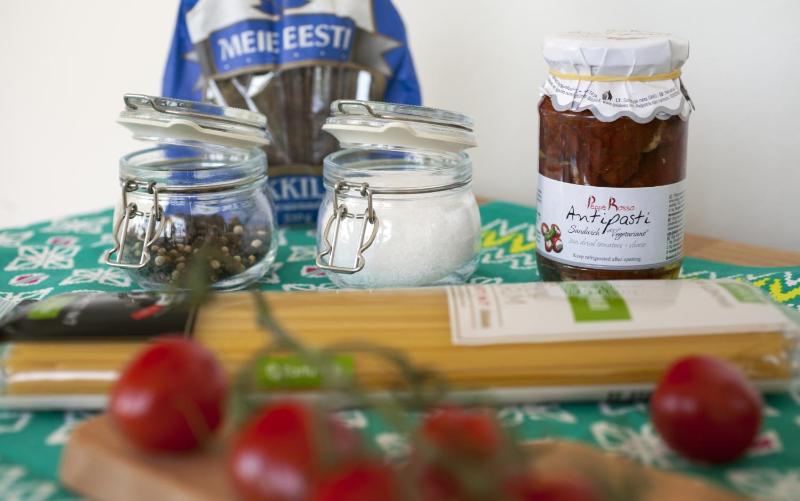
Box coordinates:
[316,182,379,274]
[102,180,166,269]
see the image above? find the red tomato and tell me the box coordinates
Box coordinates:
[313,461,400,501]
[510,475,602,501]
[415,407,506,500]
[421,407,503,459]
[109,337,227,452]
[650,355,763,463]
[228,401,361,501]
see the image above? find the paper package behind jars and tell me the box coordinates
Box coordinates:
[163,0,422,226]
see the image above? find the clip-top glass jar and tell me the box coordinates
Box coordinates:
[536,31,693,281]
[103,94,277,290]
[315,100,481,289]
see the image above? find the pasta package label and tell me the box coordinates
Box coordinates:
[446,281,797,346]
[164,0,422,226]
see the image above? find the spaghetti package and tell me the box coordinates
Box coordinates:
[1,280,798,409]
[163,0,422,226]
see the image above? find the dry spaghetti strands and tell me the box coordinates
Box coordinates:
[1,281,796,404]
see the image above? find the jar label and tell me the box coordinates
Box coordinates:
[536,176,685,270]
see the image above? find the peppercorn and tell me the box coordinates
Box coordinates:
[121,214,271,287]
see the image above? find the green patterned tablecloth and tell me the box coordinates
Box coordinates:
[1,201,799,500]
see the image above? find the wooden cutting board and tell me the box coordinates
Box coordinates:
[60,415,746,501]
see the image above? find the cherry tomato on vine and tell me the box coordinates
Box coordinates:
[228,401,361,501]
[109,337,227,452]
[415,407,507,500]
[313,461,401,501]
[421,406,503,459]
[650,355,762,463]
[510,474,603,501]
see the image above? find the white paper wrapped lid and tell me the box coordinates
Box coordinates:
[541,31,693,123]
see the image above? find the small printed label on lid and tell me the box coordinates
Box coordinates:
[542,75,691,123]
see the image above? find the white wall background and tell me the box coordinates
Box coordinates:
[1,0,798,251]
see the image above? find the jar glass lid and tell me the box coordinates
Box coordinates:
[118,93,270,149]
[323,100,477,154]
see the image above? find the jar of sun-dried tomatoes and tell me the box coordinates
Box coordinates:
[536,31,693,281]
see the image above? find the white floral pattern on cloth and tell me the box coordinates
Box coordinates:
[5,246,80,272]
[748,430,783,457]
[45,237,79,247]
[679,269,720,279]
[45,412,96,446]
[0,463,59,501]
[258,262,284,285]
[497,404,577,428]
[467,276,503,285]
[335,411,369,430]
[0,288,53,319]
[375,432,411,462]
[287,245,317,263]
[59,268,131,288]
[598,402,648,417]
[0,412,32,435]
[281,283,339,292]
[0,231,33,248]
[40,216,111,235]
[8,273,50,288]
[728,468,800,501]
[299,265,327,279]
[591,422,683,469]
[90,234,116,248]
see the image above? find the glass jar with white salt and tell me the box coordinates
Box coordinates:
[315,100,481,289]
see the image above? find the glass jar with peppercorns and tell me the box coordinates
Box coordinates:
[536,31,693,281]
[103,94,277,290]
